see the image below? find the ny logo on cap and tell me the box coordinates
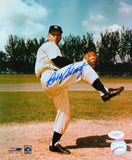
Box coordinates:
[54,26,58,29]
[49,25,63,33]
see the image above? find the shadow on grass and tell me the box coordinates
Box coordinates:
[66,135,132,152]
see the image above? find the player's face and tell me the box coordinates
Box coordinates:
[47,31,62,45]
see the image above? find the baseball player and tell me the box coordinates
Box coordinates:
[35,25,124,154]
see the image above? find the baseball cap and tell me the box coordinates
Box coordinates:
[49,25,63,33]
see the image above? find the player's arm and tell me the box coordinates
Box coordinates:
[51,56,74,68]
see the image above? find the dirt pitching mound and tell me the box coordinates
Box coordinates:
[1,119,132,160]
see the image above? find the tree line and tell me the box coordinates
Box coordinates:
[0,27,131,75]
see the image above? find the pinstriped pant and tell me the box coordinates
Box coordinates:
[40,60,99,134]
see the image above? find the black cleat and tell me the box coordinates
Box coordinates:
[49,144,71,154]
[102,86,124,102]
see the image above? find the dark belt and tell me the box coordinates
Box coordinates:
[40,69,57,78]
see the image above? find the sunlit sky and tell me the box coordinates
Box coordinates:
[0,0,132,51]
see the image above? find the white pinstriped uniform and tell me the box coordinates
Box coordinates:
[35,41,99,134]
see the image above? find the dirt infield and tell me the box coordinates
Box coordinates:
[1,119,132,160]
[0,83,132,92]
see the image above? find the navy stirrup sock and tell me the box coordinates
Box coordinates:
[52,132,62,146]
[92,79,107,95]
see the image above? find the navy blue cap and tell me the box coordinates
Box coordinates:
[49,25,63,33]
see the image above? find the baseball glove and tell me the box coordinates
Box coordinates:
[83,51,97,68]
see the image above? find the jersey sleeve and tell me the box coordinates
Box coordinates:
[45,43,62,59]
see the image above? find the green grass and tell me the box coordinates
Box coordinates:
[0,74,40,84]
[0,91,131,124]
[99,76,132,83]
[0,74,132,84]
[70,91,132,120]
[0,75,131,124]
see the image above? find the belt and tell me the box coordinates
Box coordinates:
[40,69,57,78]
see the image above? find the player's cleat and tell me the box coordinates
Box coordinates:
[101,86,124,102]
[49,143,71,154]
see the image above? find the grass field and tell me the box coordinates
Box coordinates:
[0,74,132,124]
[0,74,132,83]
[0,74,39,84]
[0,91,131,124]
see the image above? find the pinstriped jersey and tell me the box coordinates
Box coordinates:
[35,42,62,78]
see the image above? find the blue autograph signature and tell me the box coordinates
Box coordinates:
[46,62,88,87]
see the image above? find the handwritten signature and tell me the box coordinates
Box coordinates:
[46,62,88,87]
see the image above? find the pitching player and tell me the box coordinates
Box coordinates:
[35,25,124,154]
